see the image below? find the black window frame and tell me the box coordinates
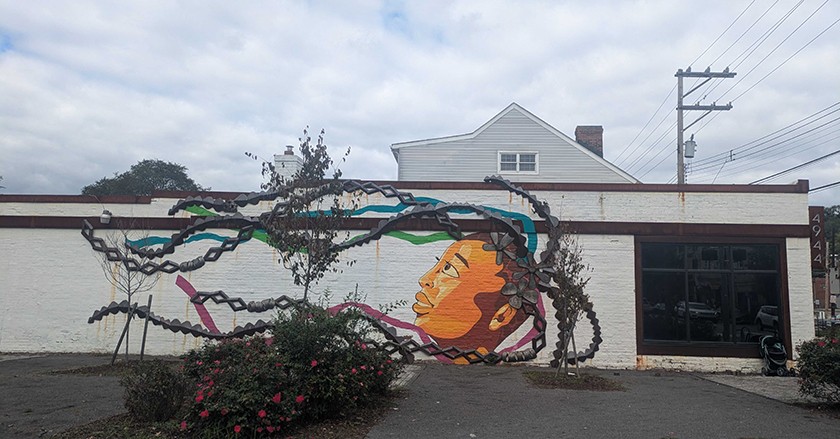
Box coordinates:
[635,236,791,358]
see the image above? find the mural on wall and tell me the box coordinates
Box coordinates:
[83,177,601,365]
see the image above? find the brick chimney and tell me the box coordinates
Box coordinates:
[575,125,603,157]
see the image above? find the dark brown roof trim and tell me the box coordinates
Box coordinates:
[0,180,809,204]
[0,194,153,203]
[0,215,809,238]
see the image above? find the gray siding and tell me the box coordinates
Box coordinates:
[397,108,633,183]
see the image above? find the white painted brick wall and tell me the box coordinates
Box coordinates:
[0,186,814,373]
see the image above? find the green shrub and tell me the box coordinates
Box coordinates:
[120,360,187,421]
[180,303,401,437]
[797,336,840,403]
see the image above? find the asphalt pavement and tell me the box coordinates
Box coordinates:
[2,354,839,438]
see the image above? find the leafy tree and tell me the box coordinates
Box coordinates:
[548,225,591,376]
[259,128,356,302]
[82,159,207,195]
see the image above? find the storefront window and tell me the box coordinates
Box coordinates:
[641,243,781,346]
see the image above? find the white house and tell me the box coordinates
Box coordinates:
[390,103,638,184]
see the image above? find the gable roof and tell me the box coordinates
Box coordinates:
[390,103,639,183]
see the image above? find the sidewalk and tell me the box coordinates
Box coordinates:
[369,362,840,439]
[1,354,838,438]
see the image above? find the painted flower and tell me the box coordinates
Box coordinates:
[199,409,209,418]
[258,409,267,418]
[221,407,229,415]
[818,340,827,347]
[295,395,305,404]
[351,368,357,374]
[234,425,241,434]
[180,421,187,431]
[482,232,518,265]
[267,426,276,433]
[272,392,282,404]
[501,279,539,310]
[194,393,204,403]
[377,370,384,376]
[310,359,318,367]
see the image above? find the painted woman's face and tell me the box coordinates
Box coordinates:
[413,239,505,340]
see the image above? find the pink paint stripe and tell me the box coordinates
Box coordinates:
[175,275,221,334]
[327,302,451,363]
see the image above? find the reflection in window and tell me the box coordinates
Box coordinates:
[641,243,781,345]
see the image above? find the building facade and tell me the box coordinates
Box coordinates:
[0,178,814,372]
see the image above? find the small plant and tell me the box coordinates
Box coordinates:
[179,300,401,437]
[120,360,187,422]
[797,336,840,404]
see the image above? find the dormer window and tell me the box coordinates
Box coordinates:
[498,152,538,174]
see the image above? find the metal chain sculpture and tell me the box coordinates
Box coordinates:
[83,176,600,365]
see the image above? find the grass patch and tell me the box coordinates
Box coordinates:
[523,370,625,391]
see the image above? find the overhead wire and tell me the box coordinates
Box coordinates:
[691,112,840,174]
[619,1,756,174]
[714,0,832,103]
[689,102,840,170]
[810,180,840,193]
[710,127,840,180]
[750,149,840,184]
[613,85,676,164]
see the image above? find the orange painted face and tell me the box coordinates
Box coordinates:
[413,240,506,340]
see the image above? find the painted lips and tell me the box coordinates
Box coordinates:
[413,291,434,315]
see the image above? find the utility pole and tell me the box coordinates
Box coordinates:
[675,67,736,184]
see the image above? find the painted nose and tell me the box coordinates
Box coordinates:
[419,271,434,289]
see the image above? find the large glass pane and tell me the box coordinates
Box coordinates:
[500,154,516,163]
[642,272,687,342]
[687,245,725,270]
[732,245,778,271]
[733,273,781,343]
[685,273,726,342]
[519,162,536,171]
[641,243,684,269]
[520,154,536,163]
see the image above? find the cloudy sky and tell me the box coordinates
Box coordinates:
[1,0,838,205]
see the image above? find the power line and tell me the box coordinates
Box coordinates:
[810,180,840,194]
[708,0,780,67]
[750,148,840,184]
[614,86,676,164]
[690,102,840,169]
[730,15,840,103]
[715,0,832,103]
[692,115,840,174]
[619,2,758,171]
[696,0,805,104]
[689,0,757,67]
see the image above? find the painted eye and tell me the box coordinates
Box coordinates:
[441,261,460,278]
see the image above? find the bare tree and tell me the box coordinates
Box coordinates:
[90,220,161,362]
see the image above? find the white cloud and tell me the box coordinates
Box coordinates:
[0,0,837,204]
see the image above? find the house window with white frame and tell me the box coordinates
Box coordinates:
[499,152,538,173]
